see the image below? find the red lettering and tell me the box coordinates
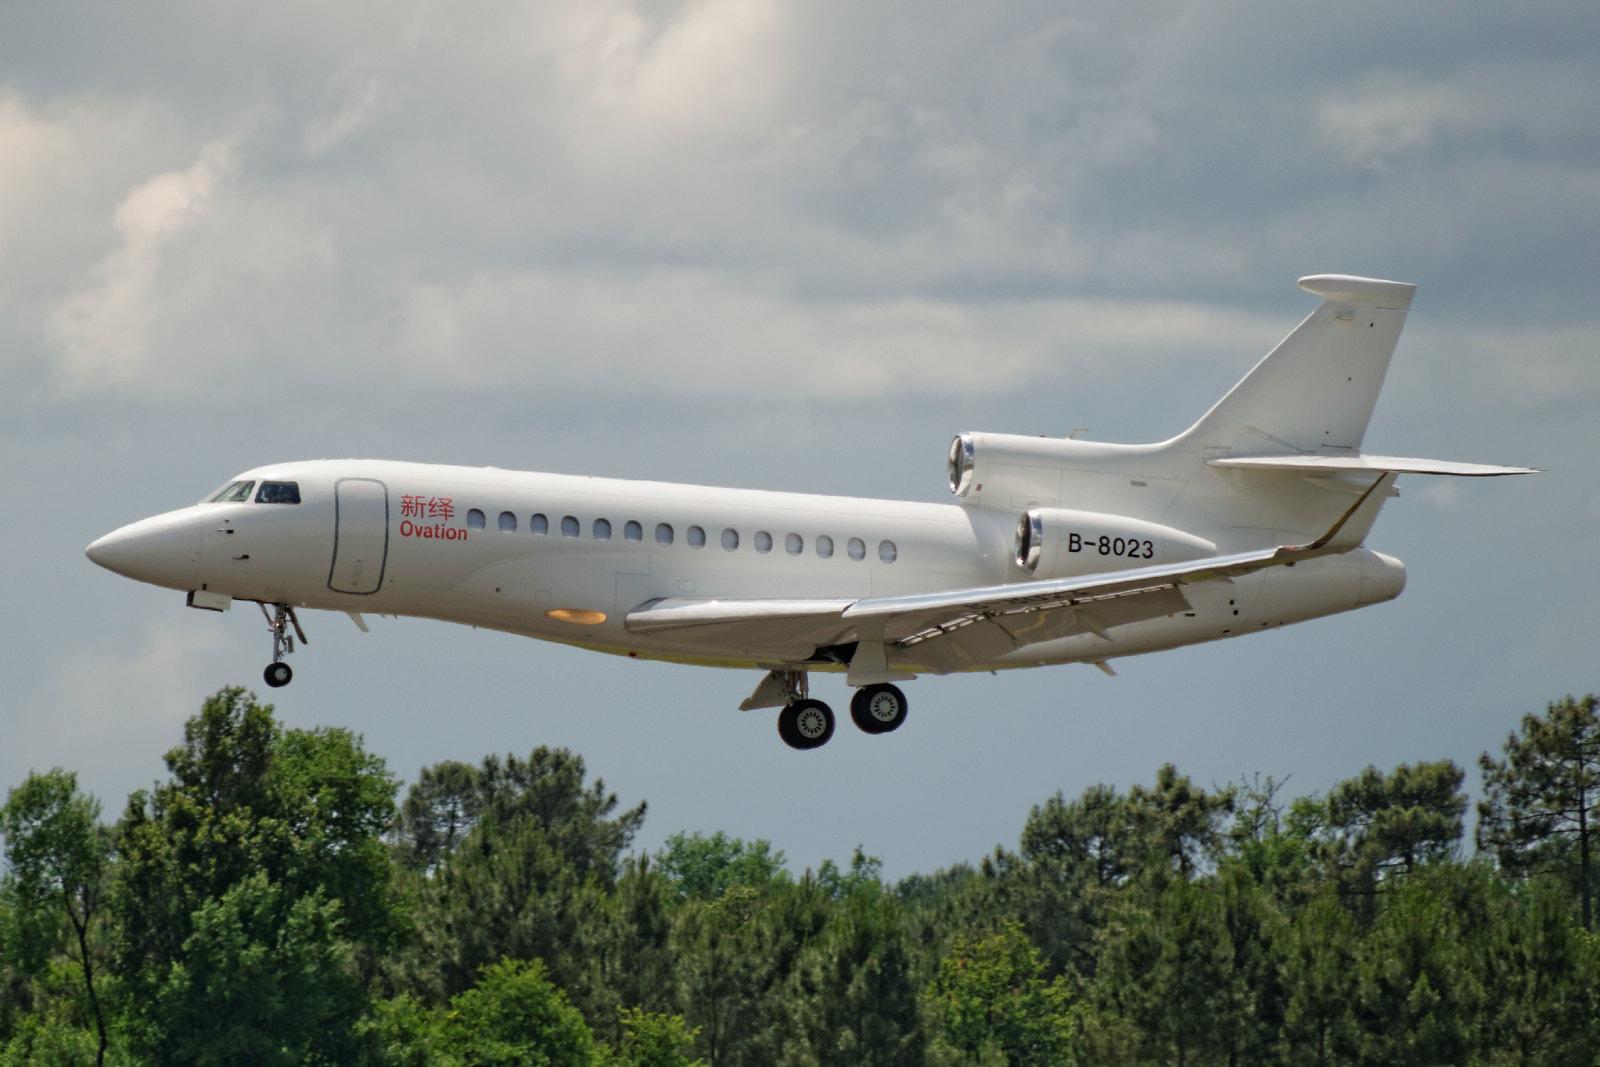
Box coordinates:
[398,518,467,543]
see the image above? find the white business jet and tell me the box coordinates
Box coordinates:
[87,275,1534,749]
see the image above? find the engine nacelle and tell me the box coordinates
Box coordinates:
[1014,507,1217,578]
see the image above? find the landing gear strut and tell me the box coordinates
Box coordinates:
[260,602,307,688]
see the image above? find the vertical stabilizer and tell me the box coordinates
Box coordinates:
[1178,275,1417,454]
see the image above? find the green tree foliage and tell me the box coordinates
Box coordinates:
[1315,760,1467,896]
[1352,868,1485,1064]
[924,920,1071,1065]
[0,769,111,1065]
[149,872,363,1065]
[393,759,481,874]
[7,684,1600,1064]
[1478,878,1600,1064]
[1478,692,1600,930]
[656,832,787,901]
[1279,889,1358,1064]
[783,870,922,1065]
[110,687,399,1060]
[441,958,596,1066]
[601,1007,705,1067]
[405,748,646,1011]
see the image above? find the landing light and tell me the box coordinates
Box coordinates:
[546,608,607,625]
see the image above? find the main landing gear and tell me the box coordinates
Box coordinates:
[259,602,308,688]
[763,671,910,751]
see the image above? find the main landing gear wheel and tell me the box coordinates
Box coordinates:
[850,683,909,734]
[778,699,836,751]
[264,662,293,688]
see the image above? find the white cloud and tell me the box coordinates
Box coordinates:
[46,139,237,390]
[384,266,1282,400]
[304,71,390,156]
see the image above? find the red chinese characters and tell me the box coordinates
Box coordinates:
[398,493,466,542]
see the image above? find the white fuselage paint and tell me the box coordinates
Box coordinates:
[93,457,1403,675]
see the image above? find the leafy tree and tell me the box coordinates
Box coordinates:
[149,872,364,1065]
[602,1008,705,1067]
[1280,889,1358,1065]
[1082,878,1233,1067]
[671,885,769,1066]
[111,688,400,1059]
[656,832,788,901]
[925,920,1071,1065]
[582,857,678,1047]
[1476,877,1599,1064]
[407,749,644,1009]
[393,759,482,874]
[440,958,595,1066]
[1124,763,1236,881]
[783,875,922,1065]
[1317,761,1466,896]
[1352,871,1483,1064]
[1478,693,1600,930]
[1,769,111,1065]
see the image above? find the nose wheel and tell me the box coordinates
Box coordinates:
[259,602,308,688]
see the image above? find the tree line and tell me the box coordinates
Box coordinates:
[1,688,1597,1065]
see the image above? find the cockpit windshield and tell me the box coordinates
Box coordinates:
[202,479,302,504]
[255,481,301,504]
[205,480,256,503]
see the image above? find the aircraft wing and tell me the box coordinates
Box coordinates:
[625,473,1398,671]
[626,543,1302,670]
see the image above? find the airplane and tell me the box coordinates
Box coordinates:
[86,274,1535,749]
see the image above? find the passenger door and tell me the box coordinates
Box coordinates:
[329,478,389,595]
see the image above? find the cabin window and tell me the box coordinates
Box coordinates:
[498,511,517,533]
[847,537,866,561]
[255,481,300,504]
[785,533,803,555]
[754,531,773,554]
[721,528,739,551]
[207,480,255,503]
[688,525,706,548]
[531,513,548,535]
[816,535,834,559]
[467,509,486,530]
[625,520,643,543]
[561,515,579,538]
[594,518,612,540]
[879,539,898,563]
[656,523,674,546]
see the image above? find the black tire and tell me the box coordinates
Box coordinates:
[851,683,908,734]
[778,699,835,750]
[264,662,293,688]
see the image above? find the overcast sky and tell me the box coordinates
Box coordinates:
[3,1,1596,878]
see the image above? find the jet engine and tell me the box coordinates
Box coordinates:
[1013,507,1216,579]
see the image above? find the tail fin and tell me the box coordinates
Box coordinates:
[1178,275,1417,454]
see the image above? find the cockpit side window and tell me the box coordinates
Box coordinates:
[255,481,301,504]
[206,480,256,503]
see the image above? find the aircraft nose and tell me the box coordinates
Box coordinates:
[1359,550,1407,605]
[86,511,203,590]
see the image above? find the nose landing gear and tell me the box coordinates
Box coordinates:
[259,602,308,688]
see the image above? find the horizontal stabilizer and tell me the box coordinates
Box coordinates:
[1210,454,1539,477]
